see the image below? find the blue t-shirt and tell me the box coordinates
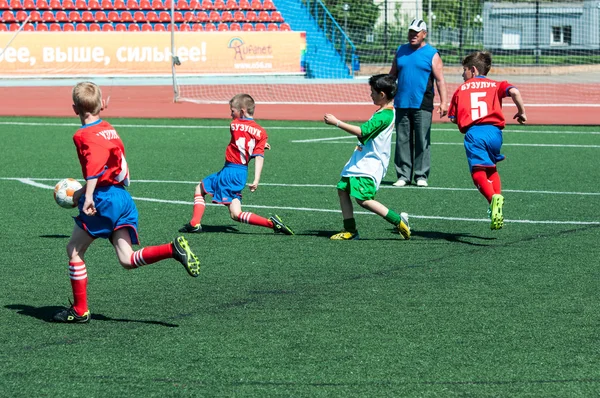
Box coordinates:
[393,43,438,111]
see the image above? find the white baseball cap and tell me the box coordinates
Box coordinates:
[408,19,427,32]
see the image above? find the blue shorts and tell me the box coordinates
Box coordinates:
[464,124,505,172]
[74,185,140,244]
[201,163,247,204]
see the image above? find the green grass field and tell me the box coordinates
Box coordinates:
[1,116,599,397]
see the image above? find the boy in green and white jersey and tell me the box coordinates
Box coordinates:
[324,74,411,240]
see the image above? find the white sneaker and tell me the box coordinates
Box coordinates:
[393,179,408,187]
[416,179,428,187]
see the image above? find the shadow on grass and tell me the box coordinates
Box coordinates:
[39,234,70,239]
[413,230,495,245]
[5,304,179,327]
[183,224,241,234]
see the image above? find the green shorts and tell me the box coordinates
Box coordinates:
[336,176,377,201]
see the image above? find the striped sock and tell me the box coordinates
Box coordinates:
[130,243,174,267]
[69,261,88,316]
[238,211,273,228]
[190,194,206,226]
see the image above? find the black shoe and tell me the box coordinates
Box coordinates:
[178,223,202,233]
[172,236,200,277]
[53,306,91,323]
[269,215,294,235]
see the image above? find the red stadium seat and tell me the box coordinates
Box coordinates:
[86,0,99,8]
[158,10,169,21]
[113,0,125,8]
[125,0,136,8]
[225,0,237,10]
[279,22,290,31]
[138,0,150,8]
[257,10,268,21]
[232,10,243,21]
[49,21,60,29]
[262,0,274,11]
[241,22,251,30]
[0,0,7,8]
[216,21,227,30]
[81,9,93,20]
[152,22,165,30]
[145,10,157,20]
[253,21,265,31]
[48,0,61,8]
[74,0,87,9]
[62,0,75,8]
[23,0,36,9]
[183,11,194,21]
[89,21,100,29]
[266,22,276,30]
[163,0,171,9]
[238,0,250,10]
[173,10,182,21]
[191,22,202,30]
[244,9,255,21]
[29,9,42,20]
[250,0,261,10]
[106,9,117,20]
[36,21,49,29]
[62,21,74,29]
[150,0,161,9]
[36,0,50,9]
[100,21,112,29]
[270,10,282,22]
[94,10,107,20]
[200,0,212,10]
[0,23,7,30]
[179,22,191,30]
[212,0,224,10]
[100,0,112,8]
[114,21,125,29]
[9,22,20,29]
[203,21,215,30]
[68,10,81,21]
[120,10,132,20]
[132,10,144,21]
[2,10,16,22]
[188,0,199,9]
[141,22,151,30]
[195,10,207,22]
[127,22,138,30]
[207,9,218,21]
[176,0,187,9]
[15,10,28,21]
[54,9,67,20]
[220,10,232,21]
[9,0,22,9]
[229,21,240,30]
[23,22,34,29]
[75,22,87,29]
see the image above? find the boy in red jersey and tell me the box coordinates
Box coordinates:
[447,51,527,230]
[179,93,294,235]
[53,82,200,324]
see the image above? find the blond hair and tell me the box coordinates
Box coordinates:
[229,93,255,116]
[72,81,102,116]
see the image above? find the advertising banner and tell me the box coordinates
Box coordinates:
[0,31,306,76]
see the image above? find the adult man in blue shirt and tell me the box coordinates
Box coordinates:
[390,19,448,187]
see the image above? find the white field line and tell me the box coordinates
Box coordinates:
[308,141,600,148]
[7,177,600,226]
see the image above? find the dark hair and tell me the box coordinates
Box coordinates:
[368,74,397,100]
[462,51,492,75]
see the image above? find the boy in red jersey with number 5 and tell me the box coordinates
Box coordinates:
[53,82,201,324]
[179,93,294,235]
[448,51,527,230]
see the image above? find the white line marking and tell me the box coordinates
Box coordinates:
[5,177,600,225]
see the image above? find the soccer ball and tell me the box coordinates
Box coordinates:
[54,178,82,209]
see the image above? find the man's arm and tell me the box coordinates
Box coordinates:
[432,53,448,117]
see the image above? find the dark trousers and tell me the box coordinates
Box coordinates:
[394,108,432,182]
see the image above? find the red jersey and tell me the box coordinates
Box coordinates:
[73,119,130,187]
[448,77,515,134]
[225,117,268,165]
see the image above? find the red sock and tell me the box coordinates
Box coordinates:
[238,211,273,229]
[69,261,88,316]
[190,194,206,226]
[486,168,502,195]
[471,169,495,203]
[130,243,174,267]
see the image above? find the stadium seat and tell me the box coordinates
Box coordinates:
[188,0,199,9]
[229,21,240,30]
[254,21,265,31]
[94,10,107,20]
[100,21,112,29]
[279,21,290,31]
[241,21,251,30]
[9,21,19,29]
[68,10,81,21]
[183,11,194,21]
[266,22,276,31]
[100,0,112,8]
[113,0,125,8]
[75,22,87,29]
[2,10,16,22]
[55,9,67,20]
[225,0,237,10]
[195,10,207,22]
[49,21,60,29]
[87,0,99,8]
[232,10,243,21]
[132,10,143,21]
[257,10,268,21]
[158,10,169,21]
[15,10,27,21]
[152,22,164,30]
[74,0,87,9]
[163,0,171,9]
[62,0,75,8]
[125,0,136,8]
[145,10,157,20]
[23,22,34,29]
[220,10,232,21]
[173,10,182,21]
[203,21,215,30]
[48,0,60,8]
[176,0,187,9]
[270,10,282,22]
[216,21,227,30]
[150,0,161,9]
[200,0,211,11]
[138,0,150,8]
[62,21,74,29]
[179,22,191,30]
[23,0,36,9]
[36,22,49,29]
[81,9,93,20]
[29,9,42,20]
[262,0,274,11]
[238,0,250,10]
[212,0,224,10]
[207,9,218,21]
[120,10,132,21]
[36,0,50,9]
[140,22,151,30]
[114,21,125,29]
[127,22,138,30]
[9,0,22,9]
[0,0,8,9]
[88,21,100,29]
[106,9,117,20]
[249,0,261,10]
[191,22,201,30]
[0,23,7,31]
[244,9,255,21]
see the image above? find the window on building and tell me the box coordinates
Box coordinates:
[551,26,572,45]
